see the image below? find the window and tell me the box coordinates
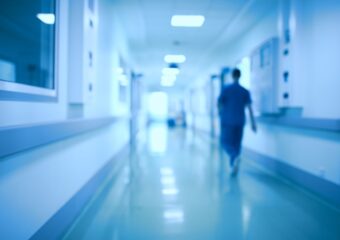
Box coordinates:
[0,0,57,101]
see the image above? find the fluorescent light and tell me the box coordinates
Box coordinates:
[37,13,55,25]
[164,55,186,63]
[162,68,180,75]
[171,15,205,27]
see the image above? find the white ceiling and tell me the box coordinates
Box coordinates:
[113,0,278,91]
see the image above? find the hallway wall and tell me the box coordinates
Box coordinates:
[189,0,340,187]
[0,0,135,239]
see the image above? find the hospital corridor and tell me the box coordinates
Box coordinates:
[0,0,340,239]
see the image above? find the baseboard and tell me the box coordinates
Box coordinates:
[29,144,130,240]
[244,148,340,209]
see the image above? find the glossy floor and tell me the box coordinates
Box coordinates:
[63,124,340,240]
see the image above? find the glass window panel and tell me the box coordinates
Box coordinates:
[0,0,55,90]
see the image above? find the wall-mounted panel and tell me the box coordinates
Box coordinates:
[250,37,279,114]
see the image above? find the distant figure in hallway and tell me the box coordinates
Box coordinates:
[218,68,257,176]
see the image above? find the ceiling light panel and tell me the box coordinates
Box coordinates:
[171,15,205,27]
[164,55,186,63]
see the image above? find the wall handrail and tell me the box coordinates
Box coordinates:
[0,117,128,159]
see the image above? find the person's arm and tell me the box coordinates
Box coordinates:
[247,104,257,133]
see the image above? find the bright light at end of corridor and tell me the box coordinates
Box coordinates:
[36,13,55,25]
[147,92,168,120]
[164,55,186,63]
[171,15,205,27]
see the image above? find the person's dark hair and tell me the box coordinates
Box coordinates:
[232,68,241,80]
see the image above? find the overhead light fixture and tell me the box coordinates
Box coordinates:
[171,15,205,27]
[162,67,180,75]
[164,55,186,63]
[36,13,55,25]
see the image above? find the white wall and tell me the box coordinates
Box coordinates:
[290,0,340,119]
[0,0,135,239]
[84,0,132,118]
[189,0,340,185]
[0,121,130,239]
[242,0,340,185]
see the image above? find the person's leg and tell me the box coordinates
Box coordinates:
[230,126,244,176]
[233,126,244,157]
[220,124,234,169]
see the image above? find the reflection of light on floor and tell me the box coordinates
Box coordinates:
[160,168,179,200]
[161,176,176,185]
[160,167,173,176]
[162,188,179,195]
[163,209,184,223]
[148,125,168,154]
[242,203,251,236]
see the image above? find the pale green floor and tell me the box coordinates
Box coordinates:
[63,124,340,240]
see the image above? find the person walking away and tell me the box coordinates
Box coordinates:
[218,68,257,176]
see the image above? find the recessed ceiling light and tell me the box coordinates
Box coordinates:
[37,13,55,25]
[164,55,186,63]
[171,15,205,27]
[162,67,180,75]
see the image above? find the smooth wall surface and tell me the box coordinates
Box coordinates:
[189,0,340,186]
[0,0,135,239]
[0,121,130,239]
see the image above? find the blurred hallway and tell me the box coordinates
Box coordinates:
[1,0,340,239]
[63,124,340,240]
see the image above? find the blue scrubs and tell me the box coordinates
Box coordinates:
[218,83,251,165]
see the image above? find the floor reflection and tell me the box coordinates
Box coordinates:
[147,123,168,155]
